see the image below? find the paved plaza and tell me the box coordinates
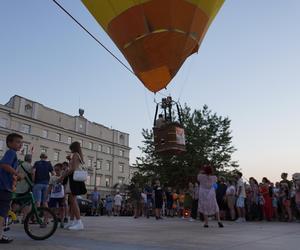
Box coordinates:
[2,217,300,250]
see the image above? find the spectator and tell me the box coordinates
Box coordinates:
[216,177,227,220]
[235,171,246,222]
[13,154,33,223]
[32,153,54,208]
[114,192,123,216]
[226,180,236,221]
[48,163,65,228]
[62,142,87,230]
[91,187,100,216]
[144,182,153,218]
[191,182,199,221]
[153,180,164,220]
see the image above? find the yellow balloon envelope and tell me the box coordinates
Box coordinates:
[82,0,225,93]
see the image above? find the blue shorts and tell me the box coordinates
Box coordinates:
[236,197,245,208]
[0,190,12,218]
[33,184,48,203]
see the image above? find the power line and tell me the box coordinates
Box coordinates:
[51,0,135,75]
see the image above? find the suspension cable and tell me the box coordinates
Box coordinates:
[51,0,135,75]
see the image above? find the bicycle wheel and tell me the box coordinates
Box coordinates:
[24,207,58,240]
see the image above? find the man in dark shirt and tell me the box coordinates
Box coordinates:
[32,153,54,207]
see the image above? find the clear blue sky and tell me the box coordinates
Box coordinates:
[1,0,300,181]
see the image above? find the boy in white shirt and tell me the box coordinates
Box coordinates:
[114,192,123,216]
[47,163,65,228]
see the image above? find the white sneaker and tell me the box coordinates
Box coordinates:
[68,221,84,231]
[235,218,242,223]
[64,220,75,229]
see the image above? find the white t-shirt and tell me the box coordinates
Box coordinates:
[226,185,236,196]
[236,178,246,198]
[49,175,65,198]
[114,194,123,206]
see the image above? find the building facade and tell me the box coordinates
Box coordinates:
[0,95,131,196]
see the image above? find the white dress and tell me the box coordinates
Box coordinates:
[198,174,219,215]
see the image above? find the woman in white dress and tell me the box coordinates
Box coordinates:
[198,165,223,228]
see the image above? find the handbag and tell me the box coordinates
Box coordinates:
[73,169,88,182]
[73,153,88,182]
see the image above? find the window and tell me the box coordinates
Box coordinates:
[96,160,101,170]
[105,177,110,187]
[87,158,92,168]
[42,130,48,138]
[55,133,61,142]
[21,144,29,155]
[98,144,102,152]
[118,177,124,185]
[96,176,101,186]
[41,147,47,154]
[88,142,93,150]
[119,134,125,145]
[25,104,32,111]
[103,161,111,171]
[20,124,30,134]
[67,136,72,144]
[79,124,83,129]
[0,140,4,150]
[0,118,8,128]
[107,146,111,154]
[119,164,124,173]
[86,175,91,185]
[119,150,124,157]
[54,152,60,162]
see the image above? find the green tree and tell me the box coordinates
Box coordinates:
[133,104,239,188]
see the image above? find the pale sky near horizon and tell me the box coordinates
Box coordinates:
[1,0,300,182]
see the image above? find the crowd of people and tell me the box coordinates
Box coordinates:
[0,133,300,244]
[126,168,300,226]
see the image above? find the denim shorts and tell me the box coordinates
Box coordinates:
[33,184,48,203]
[0,190,12,217]
[236,197,245,208]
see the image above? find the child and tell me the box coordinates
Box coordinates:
[183,188,193,220]
[47,163,65,228]
[178,189,185,218]
[0,133,23,243]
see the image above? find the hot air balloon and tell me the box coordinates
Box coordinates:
[82,0,224,154]
[82,0,224,93]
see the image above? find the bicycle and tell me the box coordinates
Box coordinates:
[6,176,58,240]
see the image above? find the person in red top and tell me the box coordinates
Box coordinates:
[260,177,273,221]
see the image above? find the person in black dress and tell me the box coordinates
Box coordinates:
[216,176,227,220]
[153,180,164,220]
[61,141,86,230]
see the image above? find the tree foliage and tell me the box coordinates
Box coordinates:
[133,104,239,188]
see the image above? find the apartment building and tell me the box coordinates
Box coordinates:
[0,95,131,196]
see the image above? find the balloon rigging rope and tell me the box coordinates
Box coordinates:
[51,0,135,75]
